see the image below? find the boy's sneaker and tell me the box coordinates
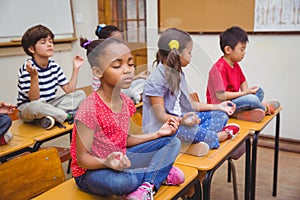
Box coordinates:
[39,116,55,130]
[126,182,154,200]
[235,108,265,122]
[65,110,76,124]
[163,166,185,185]
[0,131,13,146]
[263,100,280,115]
[222,123,240,139]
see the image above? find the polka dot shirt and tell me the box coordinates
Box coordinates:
[70,91,136,177]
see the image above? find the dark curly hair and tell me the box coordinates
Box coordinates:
[95,25,121,39]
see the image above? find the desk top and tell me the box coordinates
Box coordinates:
[11,120,73,141]
[33,178,110,200]
[0,135,34,158]
[175,127,250,171]
[228,107,282,131]
[34,164,198,200]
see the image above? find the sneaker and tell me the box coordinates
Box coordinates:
[163,166,185,185]
[263,100,280,115]
[39,116,55,130]
[222,123,240,139]
[126,182,154,200]
[65,110,76,124]
[0,131,13,146]
[235,108,265,122]
[182,142,210,157]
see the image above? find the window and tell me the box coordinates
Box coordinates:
[110,0,146,43]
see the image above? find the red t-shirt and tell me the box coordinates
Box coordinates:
[206,57,246,104]
[70,92,136,177]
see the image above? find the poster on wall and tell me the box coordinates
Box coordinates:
[254,0,300,32]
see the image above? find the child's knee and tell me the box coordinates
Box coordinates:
[0,114,12,130]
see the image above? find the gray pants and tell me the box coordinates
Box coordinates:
[18,90,86,124]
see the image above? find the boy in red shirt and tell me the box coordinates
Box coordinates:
[206,26,279,122]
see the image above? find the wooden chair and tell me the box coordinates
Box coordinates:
[0,147,65,200]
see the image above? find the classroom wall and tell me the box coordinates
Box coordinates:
[0,0,98,103]
[146,0,300,140]
[0,0,299,140]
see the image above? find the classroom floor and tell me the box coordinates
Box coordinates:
[45,135,300,200]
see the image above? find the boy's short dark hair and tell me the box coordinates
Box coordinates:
[21,24,54,56]
[219,26,248,53]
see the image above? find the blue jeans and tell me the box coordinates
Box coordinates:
[232,87,265,114]
[176,110,228,149]
[0,114,12,137]
[75,136,181,196]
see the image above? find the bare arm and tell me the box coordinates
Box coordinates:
[215,81,258,101]
[133,70,150,81]
[76,121,131,171]
[26,60,40,101]
[150,96,200,127]
[149,96,178,124]
[127,117,179,147]
[75,121,107,169]
[0,102,16,114]
[61,55,84,94]
[191,96,236,116]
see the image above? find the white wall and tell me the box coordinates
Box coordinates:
[1,0,298,140]
[146,0,300,140]
[0,0,98,103]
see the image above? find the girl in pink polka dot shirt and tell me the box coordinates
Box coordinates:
[70,38,184,200]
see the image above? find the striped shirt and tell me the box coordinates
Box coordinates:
[17,58,68,107]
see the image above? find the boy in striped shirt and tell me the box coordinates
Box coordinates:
[17,24,86,129]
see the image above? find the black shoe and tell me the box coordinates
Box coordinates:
[39,116,55,129]
[65,113,74,125]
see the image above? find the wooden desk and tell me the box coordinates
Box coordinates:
[228,107,282,200]
[34,164,200,200]
[176,127,251,200]
[0,135,34,162]
[11,120,73,151]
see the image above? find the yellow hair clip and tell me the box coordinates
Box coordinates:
[168,40,180,50]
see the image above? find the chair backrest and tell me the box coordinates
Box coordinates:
[0,147,66,200]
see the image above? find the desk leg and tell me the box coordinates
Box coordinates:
[272,112,280,196]
[245,137,251,200]
[202,170,215,200]
[250,131,259,200]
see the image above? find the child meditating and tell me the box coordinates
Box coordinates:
[91,24,150,104]
[71,37,184,200]
[17,24,86,129]
[142,28,238,156]
[206,26,280,122]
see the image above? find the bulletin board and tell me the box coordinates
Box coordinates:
[0,0,76,46]
[158,0,300,33]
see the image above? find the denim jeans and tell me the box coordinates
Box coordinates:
[176,110,228,149]
[0,114,12,137]
[75,136,181,196]
[232,87,265,113]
